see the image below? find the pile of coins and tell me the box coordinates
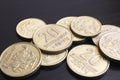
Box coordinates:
[0,16,120,78]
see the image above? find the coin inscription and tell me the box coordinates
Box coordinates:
[0,42,42,77]
[33,24,72,52]
[16,18,46,39]
[71,16,101,37]
[67,45,109,77]
[99,32,120,61]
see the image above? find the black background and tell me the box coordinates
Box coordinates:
[0,0,120,80]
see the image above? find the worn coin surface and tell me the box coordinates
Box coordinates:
[16,18,46,39]
[33,24,73,52]
[0,42,42,77]
[67,45,109,77]
[56,16,85,41]
[99,32,120,61]
[56,16,77,29]
[41,50,68,66]
[71,16,102,37]
[92,25,120,46]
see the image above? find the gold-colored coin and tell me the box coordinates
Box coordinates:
[92,25,120,46]
[41,50,68,66]
[71,16,102,37]
[33,24,73,52]
[56,16,85,41]
[99,32,120,61]
[0,42,42,77]
[67,44,109,77]
[16,18,46,39]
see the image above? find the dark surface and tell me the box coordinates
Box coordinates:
[0,0,120,80]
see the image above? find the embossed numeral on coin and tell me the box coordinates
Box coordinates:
[33,24,72,52]
[67,45,109,77]
[38,28,59,42]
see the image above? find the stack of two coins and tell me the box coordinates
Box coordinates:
[32,24,72,66]
[0,18,73,77]
[92,25,120,61]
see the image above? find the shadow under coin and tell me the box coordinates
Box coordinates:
[68,40,87,52]
[16,33,32,42]
[98,46,120,67]
[69,38,95,52]
[85,37,95,45]
[41,60,65,71]
[110,61,120,71]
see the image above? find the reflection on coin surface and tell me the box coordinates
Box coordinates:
[92,25,120,46]
[67,45,109,77]
[56,16,77,29]
[71,16,101,37]
[56,16,84,41]
[16,18,46,39]
[0,42,42,77]
[33,24,72,52]
[41,50,68,66]
[99,32,120,61]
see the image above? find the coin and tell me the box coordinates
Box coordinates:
[41,50,68,66]
[56,16,77,29]
[99,32,120,61]
[71,16,102,37]
[16,18,46,39]
[92,25,120,46]
[56,16,85,41]
[0,42,42,77]
[33,24,73,52]
[67,44,109,77]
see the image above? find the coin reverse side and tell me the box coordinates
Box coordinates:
[71,16,102,37]
[16,18,46,39]
[33,24,73,52]
[56,16,85,41]
[0,42,42,77]
[99,32,120,61]
[67,45,109,77]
